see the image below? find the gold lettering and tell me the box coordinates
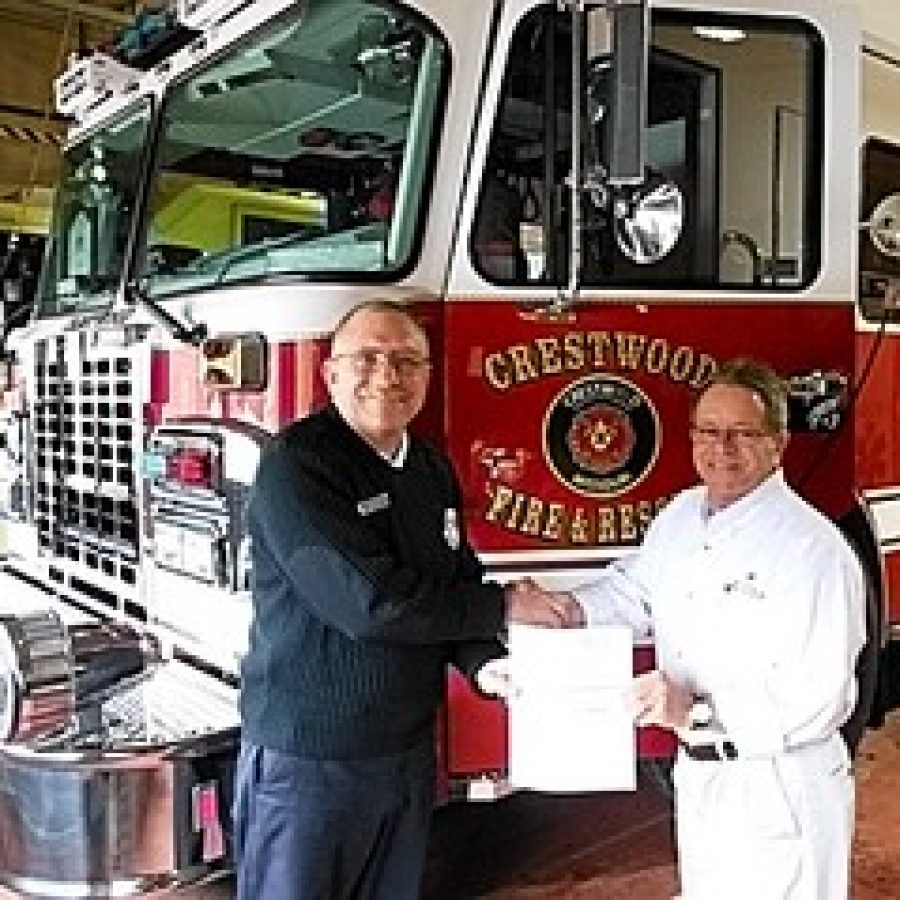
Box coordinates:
[483,334,718,393]
[619,503,637,542]
[508,344,540,385]
[520,495,544,536]
[570,508,591,543]
[543,503,566,541]
[669,346,695,382]
[484,485,671,546]
[535,337,563,375]
[636,500,654,537]
[484,483,515,523]
[484,352,513,391]
[597,507,618,544]
[585,331,615,369]
[563,332,586,371]
[644,338,669,375]
[506,491,527,529]
[615,332,648,371]
[689,353,717,389]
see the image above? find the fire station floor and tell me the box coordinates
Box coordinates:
[424,709,900,899]
[2,711,898,900]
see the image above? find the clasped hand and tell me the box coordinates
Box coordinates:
[477,581,583,700]
[503,578,584,628]
[632,669,692,730]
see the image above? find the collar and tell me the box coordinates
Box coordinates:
[703,469,786,524]
[323,405,410,469]
[379,431,409,469]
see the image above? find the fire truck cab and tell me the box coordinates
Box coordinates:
[0,0,898,894]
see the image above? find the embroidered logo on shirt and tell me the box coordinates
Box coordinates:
[444,508,461,550]
[723,572,765,600]
[357,492,391,516]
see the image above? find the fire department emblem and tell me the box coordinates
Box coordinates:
[543,375,660,498]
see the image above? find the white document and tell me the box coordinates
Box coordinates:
[507,624,635,793]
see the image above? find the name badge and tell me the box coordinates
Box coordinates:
[444,508,461,550]
[357,492,391,516]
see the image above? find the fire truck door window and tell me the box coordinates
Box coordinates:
[39,102,151,316]
[138,0,448,298]
[472,8,822,291]
[859,139,900,323]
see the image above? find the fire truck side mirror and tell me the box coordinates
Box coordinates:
[201,333,267,391]
[613,176,685,265]
[863,193,900,260]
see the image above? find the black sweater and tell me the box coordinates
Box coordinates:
[240,406,505,758]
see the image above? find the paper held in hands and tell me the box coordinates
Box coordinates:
[507,624,636,793]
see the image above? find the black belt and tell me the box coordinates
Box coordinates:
[681,739,739,761]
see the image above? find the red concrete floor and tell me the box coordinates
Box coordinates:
[0,710,898,899]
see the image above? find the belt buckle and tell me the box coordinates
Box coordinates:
[717,739,738,760]
[684,738,738,761]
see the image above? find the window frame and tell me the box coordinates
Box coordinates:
[468,5,825,294]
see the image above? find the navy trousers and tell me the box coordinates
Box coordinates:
[233,739,435,900]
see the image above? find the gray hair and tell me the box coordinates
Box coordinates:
[695,358,788,432]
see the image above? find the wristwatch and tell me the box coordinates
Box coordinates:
[687,696,714,729]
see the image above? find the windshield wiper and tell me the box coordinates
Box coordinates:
[123,281,208,346]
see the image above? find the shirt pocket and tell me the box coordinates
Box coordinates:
[709,573,780,676]
[741,759,801,840]
[674,757,800,842]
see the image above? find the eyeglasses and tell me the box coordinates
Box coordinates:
[689,425,772,447]
[331,350,431,379]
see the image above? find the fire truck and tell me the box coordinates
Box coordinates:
[0,0,898,894]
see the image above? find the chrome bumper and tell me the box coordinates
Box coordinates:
[0,651,239,897]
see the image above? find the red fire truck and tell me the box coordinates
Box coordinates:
[0,0,898,894]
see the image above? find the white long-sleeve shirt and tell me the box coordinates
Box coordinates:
[576,471,866,757]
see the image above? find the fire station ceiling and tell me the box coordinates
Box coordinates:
[0,0,131,233]
[0,0,898,236]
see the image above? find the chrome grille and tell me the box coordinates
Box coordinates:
[102,659,239,747]
[33,336,139,593]
[31,659,240,751]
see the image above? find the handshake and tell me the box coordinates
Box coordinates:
[477,579,584,700]
[503,578,584,629]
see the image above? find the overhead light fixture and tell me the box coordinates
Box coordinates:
[693,25,746,44]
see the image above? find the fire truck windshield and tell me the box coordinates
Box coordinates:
[137,0,447,298]
[38,101,151,316]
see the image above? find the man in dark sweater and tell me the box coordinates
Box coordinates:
[234,300,580,900]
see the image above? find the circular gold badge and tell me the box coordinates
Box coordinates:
[544,375,660,498]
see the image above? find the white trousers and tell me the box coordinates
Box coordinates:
[673,734,854,900]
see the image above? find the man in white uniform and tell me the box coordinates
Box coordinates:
[574,359,866,900]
